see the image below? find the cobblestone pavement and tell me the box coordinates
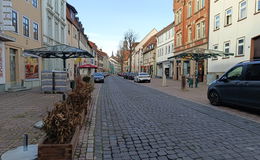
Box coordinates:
[140,78,260,123]
[94,76,260,160]
[74,83,102,160]
[0,88,61,156]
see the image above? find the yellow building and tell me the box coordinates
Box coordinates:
[3,0,42,90]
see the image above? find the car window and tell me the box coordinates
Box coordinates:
[94,73,103,76]
[139,73,149,76]
[226,66,243,80]
[245,64,260,81]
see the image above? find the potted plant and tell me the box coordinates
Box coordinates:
[38,77,94,160]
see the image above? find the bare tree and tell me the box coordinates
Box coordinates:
[116,41,125,73]
[124,29,137,72]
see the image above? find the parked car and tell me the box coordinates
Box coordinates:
[127,72,136,80]
[93,72,104,83]
[207,60,260,109]
[134,72,151,83]
[123,72,130,79]
[103,72,109,77]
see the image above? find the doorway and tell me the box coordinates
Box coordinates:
[198,60,205,82]
[10,49,17,84]
[253,36,260,59]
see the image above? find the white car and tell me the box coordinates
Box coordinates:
[134,72,151,83]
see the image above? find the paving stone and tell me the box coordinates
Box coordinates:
[91,77,260,160]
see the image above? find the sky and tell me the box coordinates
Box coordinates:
[67,0,174,56]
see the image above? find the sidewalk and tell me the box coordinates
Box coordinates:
[74,83,102,160]
[142,78,209,105]
[0,88,61,156]
[140,78,260,123]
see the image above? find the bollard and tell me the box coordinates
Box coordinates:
[181,75,186,90]
[23,134,28,151]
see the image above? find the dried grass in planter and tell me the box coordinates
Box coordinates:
[43,77,94,144]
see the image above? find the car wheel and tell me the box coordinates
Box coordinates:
[209,90,221,106]
[148,80,151,83]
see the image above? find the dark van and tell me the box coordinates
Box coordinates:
[208,60,260,109]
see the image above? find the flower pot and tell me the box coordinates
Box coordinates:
[38,126,80,160]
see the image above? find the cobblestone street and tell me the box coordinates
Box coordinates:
[0,89,61,156]
[94,76,260,160]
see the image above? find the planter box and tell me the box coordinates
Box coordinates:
[38,126,80,160]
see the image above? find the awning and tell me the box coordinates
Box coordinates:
[0,33,16,42]
[24,44,94,70]
[79,64,97,69]
[24,44,93,59]
[168,48,234,61]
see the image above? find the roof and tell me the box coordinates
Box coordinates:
[168,48,234,61]
[156,22,174,37]
[24,44,94,59]
[97,50,109,58]
[66,3,78,14]
[143,35,157,48]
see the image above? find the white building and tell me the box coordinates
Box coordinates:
[42,0,67,71]
[208,0,260,82]
[0,0,15,92]
[131,28,158,73]
[156,22,174,78]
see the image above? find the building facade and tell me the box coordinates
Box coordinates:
[208,0,260,82]
[0,0,15,91]
[156,22,174,78]
[131,28,158,73]
[42,0,66,71]
[174,0,209,82]
[4,0,42,90]
[141,35,157,76]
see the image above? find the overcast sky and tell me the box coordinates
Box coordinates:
[67,0,173,56]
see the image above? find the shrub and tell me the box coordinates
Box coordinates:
[43,77,94,144]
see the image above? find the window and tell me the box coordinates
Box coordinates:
[212,45,218,60]
[201,21,205,38]
[187,2,192,18]
[188,26,192,42]
[239,0,247,20]
[61,26,64,43]
[227,66,243,80]
[168,45,170,54]
[224,41,230,58]
[196,23,201,40]
[165,46,167,55]
[61,2,64,18]
[32,0,38,8]
[225,8,232,26]
[55,0,58,12]
[214,14,220,30]
[33,23,38,40]
[201,0,205,8]
[257,0,260,12]
[47,16,52,37]
[23,17,29,37]
[179,9,182,24]
[237,38,245,55]
[12,11,18,33]
[245,64,260,81]
[196,0,200,11]
[55,21,59,41]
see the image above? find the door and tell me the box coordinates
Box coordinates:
[198,60,204,82]
[253,36,260,58]
[217,65,244,104]
[240,64,260,108]
[10,49,16,84]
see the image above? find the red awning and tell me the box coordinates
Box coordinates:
[79,64,98,69]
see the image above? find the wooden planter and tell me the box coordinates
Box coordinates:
[38,126,80,160]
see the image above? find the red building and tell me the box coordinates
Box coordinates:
[173,0,209,82]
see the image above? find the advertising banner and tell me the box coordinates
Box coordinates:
[25,57,39,79]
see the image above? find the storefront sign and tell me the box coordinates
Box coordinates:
[25,57,39,79]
